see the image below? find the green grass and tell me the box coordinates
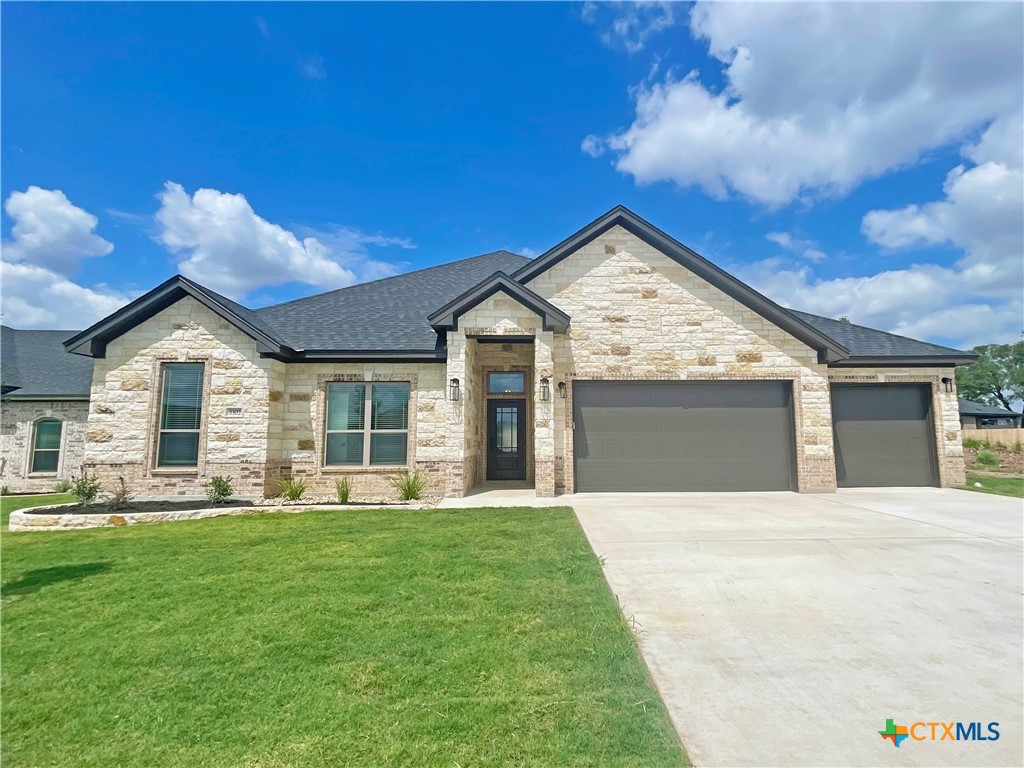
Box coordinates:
[1,508,686,767]
[2,493,75,526]
[964,474,1024,498]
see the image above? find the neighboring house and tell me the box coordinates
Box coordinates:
[958,398,1022,429]
[1,327,93,491]
[6,206,975,500]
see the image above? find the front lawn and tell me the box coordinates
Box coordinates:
[964,473,1024,498]
[2,493,75,526]
[1,508,685,767]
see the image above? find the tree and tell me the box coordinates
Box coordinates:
[955,339,1024,413]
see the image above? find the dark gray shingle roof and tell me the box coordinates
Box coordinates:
[958,398,1021,418]
[255,251,530,351]
[787,310,971,358]
[1,326,93,398]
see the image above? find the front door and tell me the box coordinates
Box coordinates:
[486,399,527,480]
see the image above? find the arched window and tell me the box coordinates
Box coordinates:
[31,419,62,473]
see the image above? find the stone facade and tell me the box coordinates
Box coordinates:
[68,225,967,500]
[0,399,88,492]
[525,225,839,493]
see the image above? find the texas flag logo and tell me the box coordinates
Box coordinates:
[879,719,909,748]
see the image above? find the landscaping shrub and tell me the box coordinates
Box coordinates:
[975,449,1000,467]
[962,437,983,450]
[1013,441,1023,453]
[70,474,102,507]
[391,470,427,501]
[54,478,73,493]
[108,476,134,512]
[0,485,9,496]
[278,476,307,501]
[335,476,353,504]
[206,475,234,505]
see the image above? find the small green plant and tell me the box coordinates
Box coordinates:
[70,473,102,507]
[54,478,73,493]
[1012,441,1023,453]
[278,476,307,501]
[108,476,134,512]
[390,469,427,501]
[975,449,1000,467]
[0,484,10,496]
[335,476,353,504]
[962,437,983,450]
[206,475,234,505]
[993,441,1008,450]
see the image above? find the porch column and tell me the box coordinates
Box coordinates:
[443,330,473,497]
[534,330,556,497]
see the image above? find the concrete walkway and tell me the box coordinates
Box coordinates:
[440,487,1024,767]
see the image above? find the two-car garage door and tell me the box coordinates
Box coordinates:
[572,381,797,492]
[572,380,940,492]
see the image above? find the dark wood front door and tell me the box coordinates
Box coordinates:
[486,399,526,481]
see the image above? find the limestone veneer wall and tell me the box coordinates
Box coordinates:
[277,362,449,499]
[83,297,275,497]
[525,224,838,493]
[827,366,965,487]
[0,400,88,492]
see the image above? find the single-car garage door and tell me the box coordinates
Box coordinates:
[831,384,939,487]
[572,380,797,492]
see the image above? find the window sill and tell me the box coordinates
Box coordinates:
[151,468,200,477]
[27,472,58,478]
[321,465,410,474]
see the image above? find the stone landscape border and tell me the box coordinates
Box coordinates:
[8,502,432,532]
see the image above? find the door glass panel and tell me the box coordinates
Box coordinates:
[495,406,518,453]
[488,372,525,394]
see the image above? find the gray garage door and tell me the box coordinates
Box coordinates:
[572,381,797,492]
[831,384,939,487]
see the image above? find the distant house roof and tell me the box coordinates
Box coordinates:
[57,208,976,367]
[1,326,93,399]
[958,398,1022,420]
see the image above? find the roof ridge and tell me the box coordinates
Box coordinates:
[789,309,966,354]
[255,250,529,312]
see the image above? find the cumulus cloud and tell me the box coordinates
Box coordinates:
[585,2,1023,205]
[765,232,825,263]
[154,182,412,300]
[582,1,675,54]
[1,187,133,329]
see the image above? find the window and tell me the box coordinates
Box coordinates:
[31,419,62,473]
[157,363,205,467]
[980,417,1013,428]
[488,371,525,394]
[325,382,410,466]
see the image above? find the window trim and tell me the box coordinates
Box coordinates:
[155,362,206,469]
[324,381,410,468]
[29,417,62,476]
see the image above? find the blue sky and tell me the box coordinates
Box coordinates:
[2,2,1021,349]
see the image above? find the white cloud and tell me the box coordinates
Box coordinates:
[582,1,675,54]
[255,16,270,40]
[585,2,1023,206]
[765,231,825,263]
[154,182,412,300]
[299,56,326,81]
[3,186,113,274]
[1,187,133,329]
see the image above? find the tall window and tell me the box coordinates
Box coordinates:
[325,382,409,466]
[31,419,62,473]
[157,363,205,467]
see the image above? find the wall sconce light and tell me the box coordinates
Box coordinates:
[940,376,953,393]
[540,377,550,401]
[449,378,460,401]
[557,381,567,399]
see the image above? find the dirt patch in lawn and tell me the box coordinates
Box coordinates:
[964,445,1024,475]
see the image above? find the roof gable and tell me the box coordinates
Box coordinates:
[427,272,571,333]
[512,206,850,363]
[64,275,292,359]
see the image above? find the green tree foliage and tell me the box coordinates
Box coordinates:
[955,339,1024,413]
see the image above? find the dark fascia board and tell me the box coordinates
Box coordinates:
[428,272,571,333]
[1,394,90,402]
[275,349,446,363]
[829,354,978,368]
[64,275,293,359]
[511,205,851,363]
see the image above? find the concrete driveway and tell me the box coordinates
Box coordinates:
[569,488,1023,767]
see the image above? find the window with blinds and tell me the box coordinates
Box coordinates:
[31,419,62,473]
[157,363,205,467]
[325,382,409,466]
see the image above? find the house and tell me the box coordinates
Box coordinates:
[958,398,1022,429]
[2,207,978,498]
[0,327,93,491]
